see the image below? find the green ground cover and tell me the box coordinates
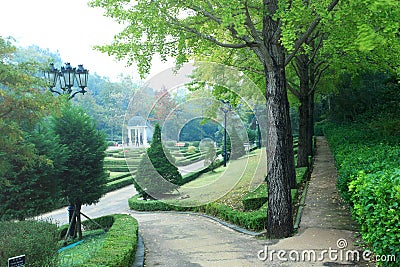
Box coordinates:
[324,122,400,266]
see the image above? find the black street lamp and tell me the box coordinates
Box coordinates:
[44,63,89,99]
[254,105,262,149]
[220,100,231,167]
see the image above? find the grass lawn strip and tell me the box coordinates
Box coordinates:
[58,229,106,267]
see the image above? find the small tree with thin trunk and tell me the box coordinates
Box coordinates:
[53,104,108,239]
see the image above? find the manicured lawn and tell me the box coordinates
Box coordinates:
[164,148,266,208]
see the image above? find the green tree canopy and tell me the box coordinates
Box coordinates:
[53,104,108,206]
[0,37,62,219]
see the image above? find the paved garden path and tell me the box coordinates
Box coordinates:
[130,137,373,267]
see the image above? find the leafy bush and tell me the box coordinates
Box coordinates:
[324,122,400,266]
[324,122,400,203]
[0,220,59,267]
[349,170,400,266]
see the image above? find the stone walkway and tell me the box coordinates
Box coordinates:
[131,137,373,266]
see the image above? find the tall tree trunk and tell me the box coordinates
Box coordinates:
[285,91,297,189]
[265,56,294,239]
[260,0,295,238]
[296,54,311,168]
[307,91,315,157]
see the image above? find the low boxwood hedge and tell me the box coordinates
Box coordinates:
[106,176,133,192]
[107,172,132,183]
[198,202,267,231]
[242,183,268,211]
[81,214,139,267]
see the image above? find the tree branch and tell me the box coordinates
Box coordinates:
[287,80,300,99]
[285,0,340,66]
[182,24,250,48]
[309,34,324,63]
[166,6,258,50]
[188,5,222,25]
[310,63,329,94]
[244,1,262,42]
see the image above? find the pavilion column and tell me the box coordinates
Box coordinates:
[128,128,132,146]
[133,128,136,146]
[136,128,139,146]
[143,127,148,146]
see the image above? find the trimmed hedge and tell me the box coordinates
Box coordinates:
[59,214,139,267]
[128,195,267,231]
[106,176,133,192]
[198,202,267,231]
[128,195,190,212]
[242,183,268,211]
[107,172,132,183]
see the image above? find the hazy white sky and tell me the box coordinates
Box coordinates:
[0,0,173,81]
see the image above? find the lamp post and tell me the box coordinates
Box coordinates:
[44,63,89,99]
[43,62,89,238]
[220,100,231,167]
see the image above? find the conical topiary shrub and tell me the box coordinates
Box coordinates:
[133,124,182,199]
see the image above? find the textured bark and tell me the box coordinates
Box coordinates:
[76,203,82,240]
[261,1,295,238]
[308,91,315,156]
[264,49,294,238]
[296,54,311,168]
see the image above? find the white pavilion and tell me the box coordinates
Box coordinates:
[126,116,151,147]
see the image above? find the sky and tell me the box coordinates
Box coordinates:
[0,0,174,81]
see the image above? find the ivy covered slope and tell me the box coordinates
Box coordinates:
[323,75,400,266]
